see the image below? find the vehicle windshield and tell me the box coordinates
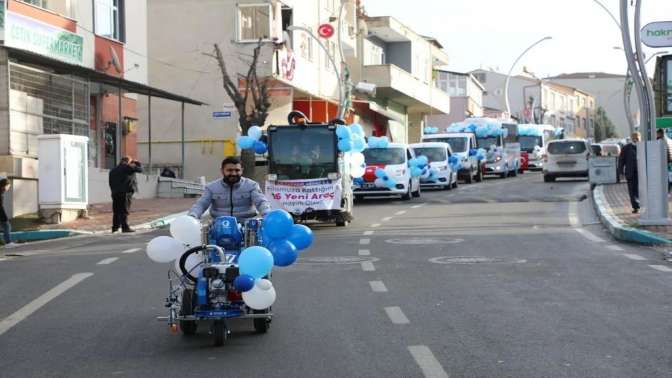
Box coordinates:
[268,127,337,180]
[548,141,587,155]
[424,137,468,153]
[412,147,447,162]
[518,136,543,152]
[477,137,500,149]
[363,148,406,165]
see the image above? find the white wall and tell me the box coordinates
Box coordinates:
[88,167,158,204]
[73,0,95,69]
[123,0,148,84]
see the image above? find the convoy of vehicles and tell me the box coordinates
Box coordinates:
[410,142,459,190]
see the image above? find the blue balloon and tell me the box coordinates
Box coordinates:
[264,209,294,240]
[385,179,397,189]
[336,125,352,140]
[378,137,389,148]
[287,224,313,250]
[233,274,255,292]
[417,156,429,166]
[237,136,255,149]
[238,246,274,279]
[411,167,423,177]
[338,139,353,152]
[350,123,364,137]
[248,125,263,140]
[254,140,268,154]
[374,168,386,178]
[352,137,366,152]
[449,155,459,164]
[269,239,298,267]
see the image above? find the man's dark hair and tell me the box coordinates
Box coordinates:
[221,156,241,168]
[0,178,8,187]
[120,156,131,163]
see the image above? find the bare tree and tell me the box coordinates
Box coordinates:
[207,40,272,177]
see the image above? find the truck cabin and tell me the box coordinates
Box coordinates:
[267,125,338,180]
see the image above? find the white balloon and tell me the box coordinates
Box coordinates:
[248,125,263,140]
[374,178,386,188]
[146,236,185,263]
[255,278,273,291]
[242,284,277,310]
[351,152,365,166]
[351,165,366,178]
[175,252,204,276]
[170,216,202,247]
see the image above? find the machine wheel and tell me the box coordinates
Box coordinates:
[465,169,474,184]
[336,214,349,227]
[179,289,197,336]
[401,182,412,201]
[452,179,458,189]
[544,175,555,183]
[253,310,271,333]
[213,320,226,347]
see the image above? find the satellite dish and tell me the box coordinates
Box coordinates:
[109,46,122,74]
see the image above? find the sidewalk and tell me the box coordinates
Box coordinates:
[593,183,672,245]
[9,198,195,242]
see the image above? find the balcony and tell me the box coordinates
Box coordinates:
[363,64,451,115]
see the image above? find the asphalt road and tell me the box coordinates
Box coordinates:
[2,172,671,378]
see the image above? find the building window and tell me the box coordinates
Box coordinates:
[95,0,124,42]
[325,40,336,70]
[237,4,272,42]
[19,0,49,8]
[299,30,313,62]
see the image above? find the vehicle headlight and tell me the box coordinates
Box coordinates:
[495,156,502,162]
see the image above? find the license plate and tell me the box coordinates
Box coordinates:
[557,161,576,165]
[363,183,376,189]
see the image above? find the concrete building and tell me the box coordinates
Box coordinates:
[548,72,634,138]
[350,16,451,144]
[0,0,200,220]
[426,70,484,128]
[471,69,596,138]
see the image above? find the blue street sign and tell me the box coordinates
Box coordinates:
[213,111,232,118]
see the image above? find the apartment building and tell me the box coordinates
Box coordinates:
[427,69,484,127]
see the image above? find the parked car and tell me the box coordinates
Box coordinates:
[354,143,421,201]
[543,139,592,182]
[410,142,458,190]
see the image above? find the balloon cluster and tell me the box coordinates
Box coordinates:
[337,124,367,153]
[374,167,397,189]
[368,136,390,149]
[469,148,487,161]
[408,156,429,178]
[146,215,203,273]
[448,155,461,172]
[424,126,440,134]
[518,124,544,137]
[237,126,268,155]
[446,118,506,138]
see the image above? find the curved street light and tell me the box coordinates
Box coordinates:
[504,36,552,116]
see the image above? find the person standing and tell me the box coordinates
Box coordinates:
[0,177,16,248]
[619,132,640,214]
[109,157,143,233]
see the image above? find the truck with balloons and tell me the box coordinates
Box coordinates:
[422,129,485,184]
[264,111,357,226]
[147,210,314,346]
[517,124,557,171]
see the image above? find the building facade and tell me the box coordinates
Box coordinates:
[426,70,484,127]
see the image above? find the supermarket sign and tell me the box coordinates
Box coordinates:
[641,21,672,48]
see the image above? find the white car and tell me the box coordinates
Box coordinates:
[543,139,592,182]
[355,143,421,200]
[410,142,458,190]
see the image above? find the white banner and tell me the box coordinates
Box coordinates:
[265,179,342,214]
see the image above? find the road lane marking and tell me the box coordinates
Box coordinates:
[568,201,580,228]
[122,248,140,254]
[395,211,407,216]
[384,306,409,324]
[360,238,371,245]
[382,217,392,222]
[574,229,605,243]
[371,223,381,228]
[408,345,450,378]
[623,254,647,261]
[411,204,426,209]
[607,245,625,251]
[97,257,119,265]
[649,265,672,272]
[0,273,94,336]
[361,261,375,271]
[363,231,374,236]
[358,249,371,256]
[369,281,388,292]
[0,258,7,262]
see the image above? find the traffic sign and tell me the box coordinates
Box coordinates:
[213,111,232,119]
[318,23,335,39]
[641,21,672,48]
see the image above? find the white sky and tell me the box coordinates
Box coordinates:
[363,0,670,77]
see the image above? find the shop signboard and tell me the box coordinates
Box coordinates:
[641,21,672,48]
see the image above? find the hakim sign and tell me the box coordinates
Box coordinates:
[5,12,84,65]
[641,21,672,48]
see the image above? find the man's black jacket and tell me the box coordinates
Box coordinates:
[109,162,143,195]
[618,143,638,181]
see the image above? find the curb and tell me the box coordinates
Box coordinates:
[10,211,189,244]
[592,185,672,245]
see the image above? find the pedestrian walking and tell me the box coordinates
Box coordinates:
[109,157,143,233]
[0,177,16,248]
[618,132,640,214]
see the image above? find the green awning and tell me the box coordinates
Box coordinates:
[657,117,672,129]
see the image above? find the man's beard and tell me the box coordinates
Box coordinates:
[223,175,241,185]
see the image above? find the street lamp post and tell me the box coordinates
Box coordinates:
[620,49,669,133]
[504,36,552,117]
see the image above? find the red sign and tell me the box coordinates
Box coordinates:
[318,23,335,39]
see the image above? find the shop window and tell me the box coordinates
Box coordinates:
[95,0,125,42]
[237,4,272,42]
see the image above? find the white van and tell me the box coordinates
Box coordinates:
[421,133,484,183]
[354,143,421,200]
[543,139,592,182]
[410,142,458,190]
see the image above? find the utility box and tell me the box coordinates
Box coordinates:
[589,156,618,185]
[38,134,89,224]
